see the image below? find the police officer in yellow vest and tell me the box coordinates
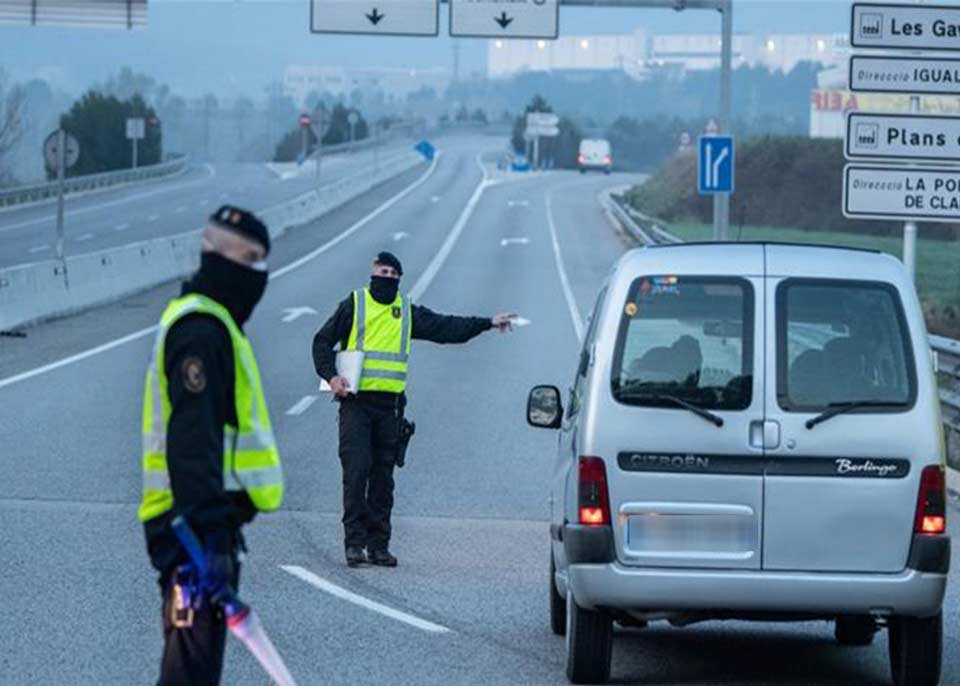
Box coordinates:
[313,252,514,568]
[140,206,283,686]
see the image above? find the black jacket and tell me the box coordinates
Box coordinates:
[312,293,492,402]
[143,307,256,580]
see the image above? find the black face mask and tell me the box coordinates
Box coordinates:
[186,252,268,327]
[369,275,399,304]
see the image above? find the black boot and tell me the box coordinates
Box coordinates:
[368,548,398,567]
[345,546,367,568]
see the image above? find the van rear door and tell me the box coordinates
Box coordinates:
[762,246,920,573]
[602,250,767,570]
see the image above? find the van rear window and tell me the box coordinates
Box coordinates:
[777,279,916,412]
[611,276,754,411]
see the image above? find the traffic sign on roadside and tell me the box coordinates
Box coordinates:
[698,135,734,194]
[450,0,559,39]
[310,0,439,36]
[299,113,312,127]
[846,112,960,163]
[43,130,79,172]
[126,118,145,140]
[851,3,960,52]
[843,164,960,221]
[525,126,559,138]
[526,112,559,129]
[849,55,960,95]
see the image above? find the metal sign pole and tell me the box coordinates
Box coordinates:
[713,0,733,241]
[904,94,920,283]
[55,129,68,285]
[132,136,138,169]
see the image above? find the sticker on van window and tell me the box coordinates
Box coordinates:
[650,275,680,296]
[624,302,638,317]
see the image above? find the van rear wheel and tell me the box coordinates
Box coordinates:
[835,616,876,646]
[889,612,942,686]
[565,592,613,684]
[550,552,566,636]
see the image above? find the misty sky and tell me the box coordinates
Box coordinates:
[1,0,853,97]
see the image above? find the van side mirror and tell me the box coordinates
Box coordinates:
[527,385,563,429]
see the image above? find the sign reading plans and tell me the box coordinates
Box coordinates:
[311,0,439,36]
[849,55,960,94]
[846,112,960,163]
[450,0,559,39]
[852,3,960,52]
[844,165,960,221]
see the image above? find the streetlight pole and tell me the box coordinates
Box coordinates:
[714,0,732,241]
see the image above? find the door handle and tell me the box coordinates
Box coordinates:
[749,420,781,450]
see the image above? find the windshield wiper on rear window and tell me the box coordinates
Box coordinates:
[805,401,909,430]
[617,391,724,428]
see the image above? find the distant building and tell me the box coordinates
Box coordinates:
[486,30,848,79]
[283,65,450,106]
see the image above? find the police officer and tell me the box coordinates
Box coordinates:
[139,206,284,686]
[312,252,514,567]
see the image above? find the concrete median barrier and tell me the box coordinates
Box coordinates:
[0,150,423,332]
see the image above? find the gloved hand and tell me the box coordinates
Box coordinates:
[201,531,236,598]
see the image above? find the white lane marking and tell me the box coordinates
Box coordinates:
[272,153,440,280]
[0,153,442,390]
[28,245,50,254]
[0,165,216,234]
[281,306,318,323]
[430,196,440,203]
[114,223,130,232]
[147,214,159,222]
[507,200,529,207]
[409,153,488,301]
[175,206,186,213]
[281,565,451,634]
[393,231,409,241]
[286,395,318,416]
[500,237,529,247]
[75,233,94,242]
[545,192,585,343]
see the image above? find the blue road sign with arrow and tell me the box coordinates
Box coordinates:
[698,135,735,194]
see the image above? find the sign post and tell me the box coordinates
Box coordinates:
[43,129,80,283]
[126,117,145,169]
[348,111,359,143]
[525,112,559,170]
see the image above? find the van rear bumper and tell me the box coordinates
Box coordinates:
[568,562,947,618]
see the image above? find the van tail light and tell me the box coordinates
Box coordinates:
[603,156,612,164]
[577,154,585,163]
[914,465,946,535]
[578,456,611,526]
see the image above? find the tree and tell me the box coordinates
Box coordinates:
[0,71,24,184]
[58,90,162,177]
[470,108,488,125]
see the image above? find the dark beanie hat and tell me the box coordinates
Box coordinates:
[209,205,271,254]
[374,251,403,276]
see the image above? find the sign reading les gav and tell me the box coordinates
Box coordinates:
[852,3,960,51]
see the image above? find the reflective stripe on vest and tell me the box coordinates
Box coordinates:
[346,288,411,393]
[138,294,284,522]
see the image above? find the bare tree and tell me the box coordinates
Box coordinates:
[0,73,25,184]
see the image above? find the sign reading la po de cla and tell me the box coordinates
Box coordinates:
[843,165,960,221]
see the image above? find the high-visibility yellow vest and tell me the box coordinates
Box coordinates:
[138,294,284,523]
[345,288,412,394]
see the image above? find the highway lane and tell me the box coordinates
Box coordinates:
[0,139,957,685]
[0,140,412,269]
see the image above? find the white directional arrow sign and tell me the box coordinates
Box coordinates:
[450,0,559,39]
[393,231,410,241]
[311,0,439,36]
[282,306,319,323]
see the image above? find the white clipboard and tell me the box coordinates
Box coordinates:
[319,351,364,394]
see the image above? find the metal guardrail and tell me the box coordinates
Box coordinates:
[605,191,960,478]
[0,154,189,209]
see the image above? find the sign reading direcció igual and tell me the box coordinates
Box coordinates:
[852,3,960,52]
[843,165,960,221]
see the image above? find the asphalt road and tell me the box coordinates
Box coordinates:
[0,137,956,686]
[0,139,412,269]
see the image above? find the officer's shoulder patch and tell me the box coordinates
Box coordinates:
[181,356,207,394]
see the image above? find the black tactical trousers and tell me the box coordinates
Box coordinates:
[157,562,240,686]
[338,396,401,551]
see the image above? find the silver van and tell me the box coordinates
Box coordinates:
[528,243,950,685]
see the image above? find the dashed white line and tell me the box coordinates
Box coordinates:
[75,233,94,242]
[286,395,318,416]
[114,223,130,232]
[28,245,50,254]
[147,214,159,222]
[545,193,585,342]
[500,237,529,247]
[281,565,452,634]
[175,206,186,213]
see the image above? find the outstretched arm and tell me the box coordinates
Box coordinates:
[411,305,514,344]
